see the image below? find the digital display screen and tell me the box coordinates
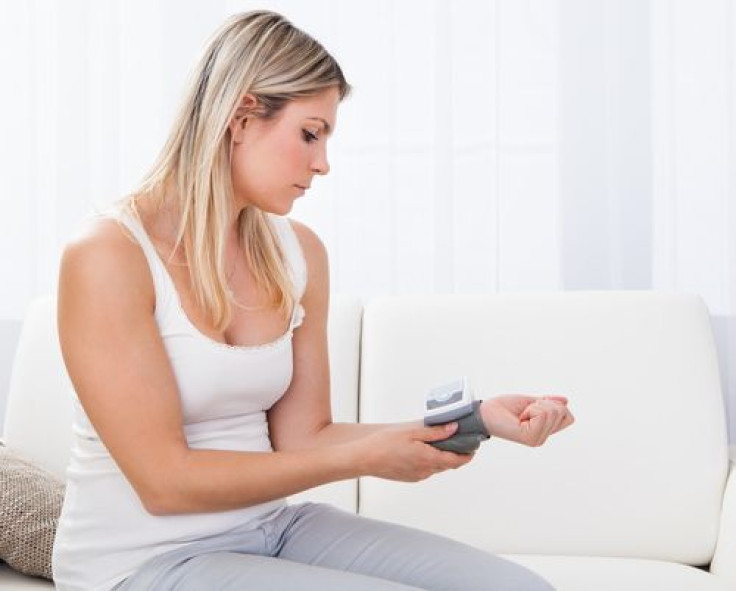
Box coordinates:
[426,388,463,410]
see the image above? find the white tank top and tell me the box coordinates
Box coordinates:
[52,211,307,591]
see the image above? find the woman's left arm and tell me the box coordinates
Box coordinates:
[268,221,575,451]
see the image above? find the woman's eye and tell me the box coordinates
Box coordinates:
[302,130,319,143]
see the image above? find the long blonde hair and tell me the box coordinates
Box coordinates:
[122,10,351,330]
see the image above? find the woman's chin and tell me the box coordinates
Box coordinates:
[264,201,295,217]
[240,199,294,217]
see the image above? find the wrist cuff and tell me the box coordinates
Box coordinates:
[428,400,490,454]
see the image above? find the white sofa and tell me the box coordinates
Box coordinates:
[1,292,735,590]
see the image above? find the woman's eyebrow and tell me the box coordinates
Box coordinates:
[307,117,333,136]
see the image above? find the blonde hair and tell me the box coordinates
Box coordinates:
[122,10,351,330]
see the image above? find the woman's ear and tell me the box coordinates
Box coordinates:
[229,93,259,144]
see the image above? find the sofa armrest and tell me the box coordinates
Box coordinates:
[710,446,736,583]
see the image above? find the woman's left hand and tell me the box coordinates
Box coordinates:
[480,395,575,447]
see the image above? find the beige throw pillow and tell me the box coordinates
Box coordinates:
[0,444,64,580]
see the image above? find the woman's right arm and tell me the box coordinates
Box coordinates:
[58,220,461,516]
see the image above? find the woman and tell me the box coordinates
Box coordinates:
[52,10,574,591]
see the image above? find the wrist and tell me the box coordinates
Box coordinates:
[336,438,370,480]
[479,399,495,437]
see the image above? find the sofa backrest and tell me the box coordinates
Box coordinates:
[2,295,362,512]
[358,292,729,564]
[4,298,74,477]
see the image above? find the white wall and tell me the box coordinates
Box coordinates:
[1,0,735,439]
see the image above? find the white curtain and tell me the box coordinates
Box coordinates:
[1,0,734,439]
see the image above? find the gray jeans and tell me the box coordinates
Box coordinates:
[114,502,554,591]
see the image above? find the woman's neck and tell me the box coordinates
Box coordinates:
[133,188,244,265]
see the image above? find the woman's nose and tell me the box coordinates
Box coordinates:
[312,147,330,176]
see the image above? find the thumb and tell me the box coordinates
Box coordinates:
[417,422,458,443]
[519,405,537,422]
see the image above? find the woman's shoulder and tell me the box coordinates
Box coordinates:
[286,218,327,263]
[63,214,144,266]
[284,218,329,296]
[60,215,154,302]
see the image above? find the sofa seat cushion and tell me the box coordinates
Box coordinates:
[0,554,728,591]
[0,563,53,589]
[505,555,731,591]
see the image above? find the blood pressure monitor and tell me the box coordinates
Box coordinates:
[424,376,475,426]
[424,377,491,454]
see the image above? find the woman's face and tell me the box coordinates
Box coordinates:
[229,87,340,216]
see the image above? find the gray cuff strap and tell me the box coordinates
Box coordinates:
[429,400,491,454]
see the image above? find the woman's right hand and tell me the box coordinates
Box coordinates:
[349,422,474,482]
[480,395,574,447]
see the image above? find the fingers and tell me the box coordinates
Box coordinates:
[426,447,474,468]
[416,424,476,472]
[407,436,474,481]
[528,411,556,446]
[559,408,575,430]
[519,398,574,446]
[444,450,474,469]
[549,401,575,433]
